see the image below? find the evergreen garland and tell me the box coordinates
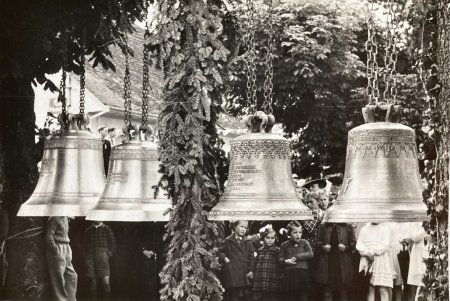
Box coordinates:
[421,0,449,299]
[148,0,230,300]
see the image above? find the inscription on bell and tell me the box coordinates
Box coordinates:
[233,164,262,174]
[40,159,55,174]
[228,164,261,189]
[107,173,128,183]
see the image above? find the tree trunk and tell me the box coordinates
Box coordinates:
[0,75,48,299]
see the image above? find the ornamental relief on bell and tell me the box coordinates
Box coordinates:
[348,129,415,142]
[209,209,312,217]
[346,142,417,159]
[230,139,290,160]
[97,198,159,204]
[110,149,159,160]
[45,139,103,150]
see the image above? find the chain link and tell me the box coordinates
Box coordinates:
[79,33,86,115]
[58,35,68,123]
[244,0,258,115]
[242,12,253,113]
[382,0,393,102]
[367,0,399,105]
[141,2,150,126]
[365,0,380,104]
[389,0,398,103]
[382,0,398,103]
[124,35,132,126]
[59,69,67,117]
[365,1,380,104]
[262,0,274,114]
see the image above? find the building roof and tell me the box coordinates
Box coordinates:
[83,26,251,137]
[85,26,163,119]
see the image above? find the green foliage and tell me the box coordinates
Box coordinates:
[415,0,449,299]
[148,0,231,299]
[0,0,144,89]
[225,0,367,174]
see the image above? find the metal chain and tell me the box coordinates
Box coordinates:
[59,69,67,117]
[58,35,68,122]
[242,7,253,113]
[382,0,398,104]
[244,0,258,115]
[141,2,150,126]
[123,35,132,126]
[389,0,398,103]
[365,0,380,104]
[262,0,274,114]
[382,0,393,102]
[79,33,86,115]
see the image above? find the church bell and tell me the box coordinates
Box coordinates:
[18,115,106,216]
[209,112,312,221]
[87,127,171,222]
[326,104,428,223]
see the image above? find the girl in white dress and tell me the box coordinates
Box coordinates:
[387,222,405,301]
[401,222,429,301]
[356,223,395,301]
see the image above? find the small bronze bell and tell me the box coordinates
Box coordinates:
[209,112,312,221]
[326,104,428,222]
[18,114,106,216]
[87,126,171,221]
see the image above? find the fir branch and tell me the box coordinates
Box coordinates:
[151,0,230,300]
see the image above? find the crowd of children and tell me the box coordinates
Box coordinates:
[218,189,431,301]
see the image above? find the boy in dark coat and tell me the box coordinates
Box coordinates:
[84,221,116,300]
[218,220,255,301]
[315,223,355,301]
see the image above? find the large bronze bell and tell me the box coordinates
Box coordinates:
[87,126,171,222]
[209,112,312,221]
[18,114,106,216]
[326,104,428,222]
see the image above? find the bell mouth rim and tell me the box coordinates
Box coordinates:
[86,210,170,222]
[17,203,96,217]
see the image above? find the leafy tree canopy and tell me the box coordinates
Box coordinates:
[225,0,367,174]
[0,0,145,91]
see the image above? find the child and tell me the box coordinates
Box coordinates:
[387,222,405,301]
[315,222,355,301]
[219,220,255,301]
[84,221,117,299]
[279,221,314,301]
[356,223,394,301]
[253,225,281,301]
[45,216,78,301]
[401,222,429,301]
